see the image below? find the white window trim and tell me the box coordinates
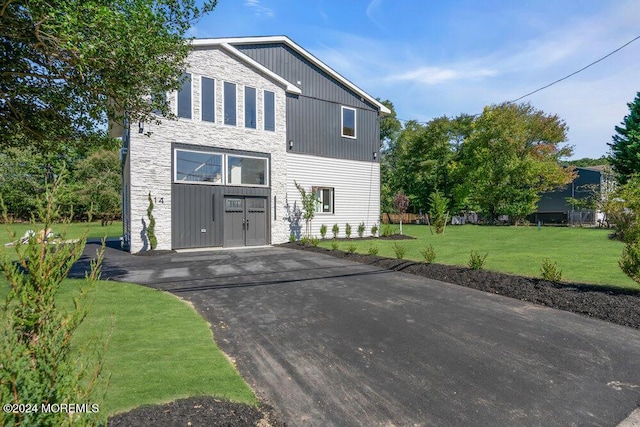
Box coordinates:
[223,81,237,126]
[341,106,356,139]
[264,89,276,132]
[225,153,269,187]
[175,73,193,120]
[244,85,257,129]
[174,148,224,185]
[315,187,335,214]
[200,75,216,123]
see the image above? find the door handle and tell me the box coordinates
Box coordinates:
[246,219,249,230]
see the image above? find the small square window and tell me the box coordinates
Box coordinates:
[315,187,334,213]
[341,106,356,138]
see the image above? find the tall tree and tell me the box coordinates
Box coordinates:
[461,103,574,224]
[378,99,402,150]
[1,0,216,154]
[608,92,640,185]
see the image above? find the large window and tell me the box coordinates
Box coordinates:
[341,106,356,138]
[224,82,237,126]
[245,86,256,129]
[177,73,192,119]
[315,187,334,213]
[227,155,267,186]
[201,77,215,122]
[175,149,268,187]
[264,90,275,132]
[175,150,222,183]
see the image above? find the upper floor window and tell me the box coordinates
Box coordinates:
[341,106,356,138]
[264,90,275,132]
[245,86,256,129]
[177,73,192,119]
[201,77,215,123]
[224,82,237,126]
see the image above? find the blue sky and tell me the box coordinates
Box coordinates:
[193,0,640,159]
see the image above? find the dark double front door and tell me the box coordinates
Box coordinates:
[223,197,267,247]
[172,184,268,249]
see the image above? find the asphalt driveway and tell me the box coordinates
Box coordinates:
[85,244,640,426]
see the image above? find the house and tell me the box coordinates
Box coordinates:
[119,36,390,252]
[529,166,615,226]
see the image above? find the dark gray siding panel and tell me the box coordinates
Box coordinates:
[287,95,379,162]
[235,43,381,162]
[172,183,271,249]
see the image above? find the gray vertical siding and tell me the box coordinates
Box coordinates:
[234,42,381,162]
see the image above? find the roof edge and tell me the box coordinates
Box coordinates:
[192,36,390,115]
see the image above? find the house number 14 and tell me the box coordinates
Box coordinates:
[154,197,164,204]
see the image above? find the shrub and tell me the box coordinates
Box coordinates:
[332,223,339,238]
[367,244,379,255]
[345,223,352,238]
[420,245,436,263]
[289,233,296,242]
[311,236,320,247]
[331,241,339,251]
[468,251,488,270]
[347,243,357,253]
[371,224,378,237]
[429,191,449,234]
[320,224,327,239]
[357,222,365,238]
[380,223,394,237]
[620,241,640,284]
[300,236,310,245]
[0,177,106,427]
[393,243,406,259]
[147,192,157,250]
[541,258,563,282]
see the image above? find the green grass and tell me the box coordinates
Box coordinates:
[320,224,638,290]
[74,280,256,415]
[1,276,256,418]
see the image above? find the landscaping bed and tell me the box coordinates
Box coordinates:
[280,241,640,330]
[107,397,282,427]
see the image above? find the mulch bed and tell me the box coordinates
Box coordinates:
[107,397,284,427]
[108,239,640,426]
[279,241,640,330]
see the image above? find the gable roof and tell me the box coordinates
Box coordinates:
[191,36,391,115]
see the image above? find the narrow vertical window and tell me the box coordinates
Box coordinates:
[177,73,192,119]
[264,90,275,132]
[201,77,215,123]
[245,86,256,129]
[224,82,237,126]
[341,106,356,138]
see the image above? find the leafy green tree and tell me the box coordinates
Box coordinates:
[295,182,318,239]
[461,103,574,224]
[378,99,402,150]
[1,0,216,154]
[608,92,640,185]
[75,149,122,224]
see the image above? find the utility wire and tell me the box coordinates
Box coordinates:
[508,34,640,103]
[393,34,640,124]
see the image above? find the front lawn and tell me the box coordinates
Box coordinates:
[318,224,636,289]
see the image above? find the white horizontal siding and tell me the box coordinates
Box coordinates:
[285,153,380,240]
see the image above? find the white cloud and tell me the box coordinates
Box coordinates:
[387,66,497,85]
[244,0,274,18]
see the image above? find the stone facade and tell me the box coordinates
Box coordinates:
[125,46,288,252]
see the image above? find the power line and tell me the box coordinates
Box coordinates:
[508,34,640,103]
[393,34,640,124]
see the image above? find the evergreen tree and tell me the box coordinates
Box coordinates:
[608,92,640,184]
